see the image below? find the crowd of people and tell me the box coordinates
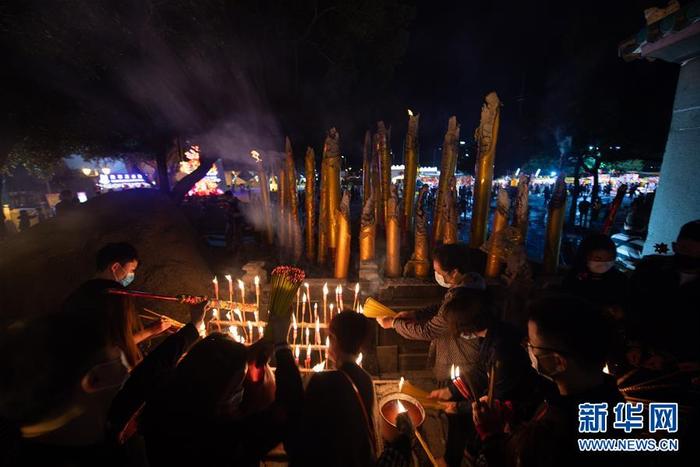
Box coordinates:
[1,217,698,466]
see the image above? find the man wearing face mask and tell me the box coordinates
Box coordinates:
[631,219,700,364]
[471,294,624,467]
[67,242,172,345]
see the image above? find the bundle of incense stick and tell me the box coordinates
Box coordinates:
[141,308,185,329]
[268,266,306,319]
[487,361,500,408]
[362,297,396,318]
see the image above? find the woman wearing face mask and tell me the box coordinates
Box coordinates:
[376,243,486,467]
[562,234,630,313]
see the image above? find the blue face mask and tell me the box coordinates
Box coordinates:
[120,272,135,287]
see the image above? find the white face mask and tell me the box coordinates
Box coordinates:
[587,261,615,275]
[434,270,450,288]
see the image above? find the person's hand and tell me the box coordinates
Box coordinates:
[442,402,458,414]
[148,317,173,336]
[472,396,505,440]
[429,387,452,401]
[394,311,415,320]
[266,313,291,345]
[376,317,395,329]
[189,301,209,328]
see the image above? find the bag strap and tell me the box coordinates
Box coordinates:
[338,368,377,457]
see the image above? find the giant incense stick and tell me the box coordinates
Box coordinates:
[317,153,329,264]
[470,92,502,248]
[485,189,511,278]
[433,117,460,243]
[443,177,459,245]
[543,176,567,274]
[323,128,341,253]
[404,185,430,278]
[305,147,316,262]
[252,151,274,244]
[386,184,401,277]
[377,121,391,226]
[286,137,302,260]
[362,130,372,206]
[334,191,351,279]
[278,162,288,249]
[360,192,376,261]
[602,184,628,235]
[513,174,530,242]
[402,110,419,235]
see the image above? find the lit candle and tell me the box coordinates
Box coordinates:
[315,317,320,344]
[302,292,308,323]
[356,352,363,366]
[254,275,261,310]
[323,282,328,322]
[335,285,340,310]
[325,335,329,362]
[313,303,318,322]
[339,284,344,310]
[295,346,300,365]
[198,320,206,337]
[248,322,253,344]
[212,276,219,301]
[353,283,360,311]
[212,308,221,332]
[399,376,405,392]
[305,344,312,369]
[305,327,310,346]
[329,303,334,319]
[304,282,310,309]
[258,325,264,338]
[225,274,233,304]
[238,279,245,306]
[292,314,298,344]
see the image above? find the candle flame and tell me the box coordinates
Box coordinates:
[329,303,334,312]
[399,376,404,391]
[302,293,307,303]
[396,399,407,414]
[450,364,455,380]
[198,321,206,337]
[305,328,310,339]
[315,317,320,330]
[250,150,262,163]
[603,364,610,375]
[258,326,264,337]
[226,311,232,320]
[355,283,360,293]
[307,344,311,356]
[212,309,219,319]
[234,308,242,320]
[228,326,237,337]
[224,274,232,282]
[356,352,363,365]
[248,322,253,331]
[254,275,260,285]
[292,314,297,329]
[323,282,329,295]
[295,346,300,358]
[325,336,330,347]
[407,109,414,117]
[312,361,326,372]
[237,279,245,290]
[456,366,460,379]
[212,276,218,284]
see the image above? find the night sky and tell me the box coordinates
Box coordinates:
[1,0,681,174]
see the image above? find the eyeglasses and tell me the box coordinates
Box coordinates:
[523,341,569,355]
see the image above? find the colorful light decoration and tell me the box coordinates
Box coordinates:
[178,144,223,196]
